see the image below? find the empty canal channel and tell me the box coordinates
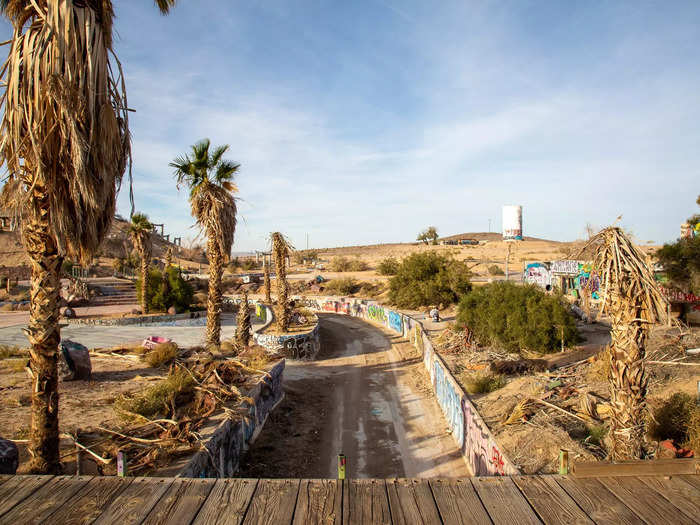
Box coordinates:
[237,314,471,478]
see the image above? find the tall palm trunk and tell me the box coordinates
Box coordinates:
[273,242,290,332]
[236,290,251,349]
[139,255,149,314]
[608,299,648,460]
[24,180,62,473]
[263,257,272,303]
[206,237,223,346]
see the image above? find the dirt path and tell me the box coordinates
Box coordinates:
[237,314,471,478]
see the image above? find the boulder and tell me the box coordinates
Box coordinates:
[167,306,177,315]
[0,438,19,474]
[131,308,142,315]
[58,340,92,381]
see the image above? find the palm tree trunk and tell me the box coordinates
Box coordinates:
[206,237,223,346]
[235,291,251,349]
[24,184,62,474]
[263,257,272,304]
[140,257,149,314]
[608,301,648,460]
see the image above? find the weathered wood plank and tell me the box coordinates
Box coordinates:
[142,478,215,525]
[472,476,542,525]
[553,475,644,525]
[571,458,699,477]
[428,479,492,525]
[92,477,175,525]
[192,479,258,525]
[639,475,700,520]
[45,476,133,525]
[512,476,593,525]
[0,475,92,524]
[0,475,11,487]
[242,478,301,525]
[679,474,700,491]
[598,476,697,525]
[292,479,342,525]
[385,479,441,525]
[343,479,391,525]
[0,475,54,517]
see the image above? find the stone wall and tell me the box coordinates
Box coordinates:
[67,310,206,326]
[178,359,285,478]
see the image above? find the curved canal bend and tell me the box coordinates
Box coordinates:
[237,313,471,478]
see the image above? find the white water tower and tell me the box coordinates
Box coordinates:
[502,205,523,240]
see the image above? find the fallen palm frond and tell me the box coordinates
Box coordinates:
[434,324,475,354]
[504,398,535,425]
[585,226,668,461]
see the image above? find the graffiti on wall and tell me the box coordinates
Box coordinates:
[433,359,464,448]
[462,398,507,475]
[550,260,580,275]
[367,304,387,324]
[523,262,551,288]
[388,310,403,333]
[575,263,600,298]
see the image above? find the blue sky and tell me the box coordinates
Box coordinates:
[2,1,699,251]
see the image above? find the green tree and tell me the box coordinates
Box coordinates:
[417,226,439,245]
[0,0,174,473]
[657,195,700,295]
[389,253,470,308]
[171,139,239,347]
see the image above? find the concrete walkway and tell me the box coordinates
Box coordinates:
[0,314,245,349]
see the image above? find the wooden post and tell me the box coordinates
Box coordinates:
[337,454,346,480]
[117,451,127,477]
[74,429,81,475]
[559,449,569,475]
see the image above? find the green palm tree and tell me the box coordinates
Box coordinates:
[171,139,239,347]
[129,213,154,314]
[0,0,175,473]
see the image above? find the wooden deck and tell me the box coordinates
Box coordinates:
[0,474,699,524]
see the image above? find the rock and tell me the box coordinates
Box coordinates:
[60,306,76,319]
[58,340,92,381]
[131,308,142,315]
[0,438,19,474]
[167,306,177,315]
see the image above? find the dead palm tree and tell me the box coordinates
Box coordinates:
[271,232,293,331]
[129,213,153,314]
[0,0,174,473]
[235,290,251,349]
[587,227,667,460]
[263,255,272,303]
[171,139,238,347]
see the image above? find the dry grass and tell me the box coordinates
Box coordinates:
[143,342,178,367]
[239,345,272,370]
[114,368,195,421]
[0,345,27,360]
[586,345,612,382]
[648,392,700,447]
[0,359,27,373]
[464,373,507,394]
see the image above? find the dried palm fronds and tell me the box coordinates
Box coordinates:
[586,227,668,460]
[271,232,293,331]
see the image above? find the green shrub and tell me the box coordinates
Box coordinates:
[136,267,194,313]
[457,282,580,354]
[330,257,368,272]
[464,373,506,394]
[114,368,194,420]
[648,392,699,445]
[388,253,471,308]
[377,257,400,276]
[144,342,178,367]
[488,264,504,276]
[326,278,360,295]
[586,424,608,446]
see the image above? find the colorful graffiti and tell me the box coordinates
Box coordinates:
[433,359,465,448]
[662,288,700,304]
[551,259,580,275]
[388,310,403,333]
[367,304,387,324]
[523,262,551,288]
[575,263,600,299]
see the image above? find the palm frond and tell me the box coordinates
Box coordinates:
[154,0,176,15]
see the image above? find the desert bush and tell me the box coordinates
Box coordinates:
[648,392,700,449]
[488,264,504,276]
[388,253,471,308]
[358,281,385,298]
[464,373,506,394]
[144,342,178,367]
[457,281,580,354]
[136,267,194,313]
[377,257,400,276]
[0,345,27,360]
[330,256,368,272]
[586,424,608,446]
[293,250,319,265]
[586,346,612,382]
[326,278,360,295]
[114,368,194,421]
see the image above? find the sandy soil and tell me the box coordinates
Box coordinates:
[0,353,165,474]
[237,314,471,479]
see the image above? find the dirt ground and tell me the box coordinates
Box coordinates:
[0,353,165,474]
[237,314,471,479]
[439,322,700,474]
